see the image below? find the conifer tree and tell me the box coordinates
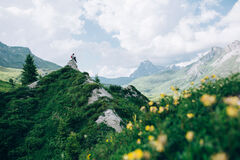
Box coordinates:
[21,54,38,85]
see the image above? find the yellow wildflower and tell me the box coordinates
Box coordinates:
[211,74,216,79]
[143,151,151,160]
[171,86,175,91]
[199,139,204,146]
[226,106,238,118]
[126,121,133,130]
[137,138,141,144]
[211,152,228,160]
[123,149,144,160]
[185,131,194,142]
[87,154,91,160]
[138,131,143,136]
[187,113,194,119]
[192,100,196,103]
[145,125,154,131]
[160,93,165,98]
[140,106,146,112]
[173,99,179,105]
[155,142,164,152]
[200,94,216,107]
[106,139,109,143]
[191,82,194,85]
[184,93,191,98]
[148,101,154,106]
[150,106,158,113]
[134,149,143,159]
[201,79,205,83]
[204,76,209,80]
[157,134,167,145]
[158,107,164,113]
[223,96,239,106]
[148,135,154,141]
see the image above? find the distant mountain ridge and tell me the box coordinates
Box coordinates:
[131,40,240,99]
[0,41,61,70]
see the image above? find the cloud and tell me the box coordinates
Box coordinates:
[82,0,240,63]
[0,0,239,78]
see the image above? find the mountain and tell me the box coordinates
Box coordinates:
[99,60,165,85]
[99,76,134,85]
[0,41,61,70]
[130,60,163,78]
[0,62,148,160]
[131,40,240,99]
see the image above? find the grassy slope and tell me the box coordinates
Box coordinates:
[0,66,147,160]
[0,66,22,82]
[0,80,15,92]
[81,73,240,160]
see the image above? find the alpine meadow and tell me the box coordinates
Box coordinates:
[0,0,240,160]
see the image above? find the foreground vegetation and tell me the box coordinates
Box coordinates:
[81,73,240,160]
[0,66,147,160]
[1,66,239,160]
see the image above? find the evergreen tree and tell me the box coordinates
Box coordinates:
[21,54,38,85]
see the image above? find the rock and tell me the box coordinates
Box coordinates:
[88,88,113,105]
[28,80,39,89]
[67,59,79,71]
[96,109,123,132]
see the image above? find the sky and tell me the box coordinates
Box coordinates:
[0,0,239,78]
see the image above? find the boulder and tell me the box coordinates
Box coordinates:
[96,109,123,132]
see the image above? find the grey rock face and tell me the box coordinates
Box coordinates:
[96,109,123,132]
[88,88,113,105]
[67,59,79,71]
[28,80,39,89]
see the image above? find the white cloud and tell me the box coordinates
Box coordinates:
[0,0,240,78]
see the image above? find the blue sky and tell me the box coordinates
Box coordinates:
[0,0,239,77]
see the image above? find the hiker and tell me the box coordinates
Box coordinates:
[71,53,77,63]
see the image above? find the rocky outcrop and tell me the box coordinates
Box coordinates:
[67,59,79,71]
[88,88,113,105]
[96,109,123,132]
[28,80,39,89]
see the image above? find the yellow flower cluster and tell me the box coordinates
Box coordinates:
[150,106,158,113]
[160,93,165,98]
[140,106,146,112]
[87,154,91,160]
[127,121,133,130]
[170,86,175,91]
[145,125,155,131]
[148,101,154,106]
[158,107,164,113]
[223,96,240,107]
[137,138,141,144]
[150,134,167,152]
[186,113,194,119]
[223,96,239,118]
[123,149,150,160]
[183,90,191,98]
[185,131,194,142]
[211,152,228,160]
[226,106,238,118]
[200,94,216,107]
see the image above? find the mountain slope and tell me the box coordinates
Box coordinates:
[0,66,148,160]
[0,42,61,70]
[131,40,240,99]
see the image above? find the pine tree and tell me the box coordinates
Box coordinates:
[21,54,38,85]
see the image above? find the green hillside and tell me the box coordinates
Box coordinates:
[0,66,22,82]
[131,47,240,100]
[0,41,61,70]
[0,66,148,160]
[81,73,240,160]
[0,80,18,92]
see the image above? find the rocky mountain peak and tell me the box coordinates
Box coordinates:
[66,59,79,71]
[224,40,240,52]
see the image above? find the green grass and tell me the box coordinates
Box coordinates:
[0,80,15,92]
[0,66,22,82]
[79,73,240,160]
[1,67,239,160]
[0,66,147,160]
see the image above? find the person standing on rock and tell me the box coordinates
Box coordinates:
[71,53,77,63]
